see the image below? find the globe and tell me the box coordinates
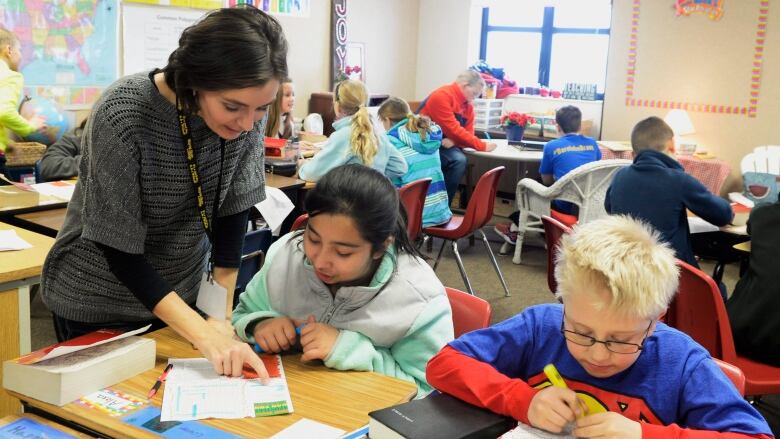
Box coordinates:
[19,97,70,145]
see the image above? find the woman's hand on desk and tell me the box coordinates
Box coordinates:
[253,316,299,353]
[296,315,339,362]
[196,329,270,381]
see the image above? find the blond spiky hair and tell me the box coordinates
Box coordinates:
[555,215,679,319]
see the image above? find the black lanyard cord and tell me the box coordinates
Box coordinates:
[176,97,225,275]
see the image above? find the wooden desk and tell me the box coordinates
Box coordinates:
[12,327,417,438]
[0,183,73,216]
[265,173,306,193]
[0,223,55,417]
[0,413,92,437]
[10,207,67,238]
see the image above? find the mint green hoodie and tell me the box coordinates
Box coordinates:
[233,233,453,397]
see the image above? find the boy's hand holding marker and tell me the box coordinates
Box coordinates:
[527,364,585,434]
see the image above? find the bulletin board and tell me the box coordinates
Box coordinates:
[624,0,769,117]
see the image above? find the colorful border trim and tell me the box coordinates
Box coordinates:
[625,0,768,117]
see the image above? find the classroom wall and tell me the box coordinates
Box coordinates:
[414,0,483,99]
[348,0,420,101]
[273,1,332,120]
[602,0,780,193]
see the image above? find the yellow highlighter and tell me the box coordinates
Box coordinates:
[543,363,589,417]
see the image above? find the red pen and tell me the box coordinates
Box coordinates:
[147,363,173,399]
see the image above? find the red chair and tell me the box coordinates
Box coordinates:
[541,215,572,296]
[291,213,309,231]
[666,260,780,398]
[423,167,509,297]
[399,178,432,241]
[446,287,492,337]
[713,358,746,396]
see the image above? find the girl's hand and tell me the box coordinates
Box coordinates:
[527,386,583,433]
[573,412,641,439]
[296,315,339,362]
[196,330,269,382]
[253,316,298,353]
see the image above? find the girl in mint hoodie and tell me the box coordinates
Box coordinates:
[378,97,452,227]
[232,164,454,396]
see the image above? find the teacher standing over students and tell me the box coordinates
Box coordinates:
[41,6,287,379]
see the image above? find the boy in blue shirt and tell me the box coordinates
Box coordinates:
[427,216,772,438]
[494,105,600,246]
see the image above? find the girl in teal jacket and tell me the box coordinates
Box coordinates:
[378,97,452,227]
[233,164,453,396]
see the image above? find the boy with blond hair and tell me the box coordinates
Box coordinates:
[426,216,772,438]
[605,116,732,269]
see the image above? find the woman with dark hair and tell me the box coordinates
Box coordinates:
[41,6,287,378]
[232,164,454,396]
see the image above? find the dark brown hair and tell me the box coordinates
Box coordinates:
[162,6,288,114]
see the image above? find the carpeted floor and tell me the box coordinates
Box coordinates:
[28,197,779,434]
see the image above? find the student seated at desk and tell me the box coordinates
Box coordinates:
[38,118,86,181]
[494,105,601,246]
[233,164,454,396]
[297,79,407,182]
[0,27,47,176]
[427,216,772,438]
[727,196,780,367]
[605,116,733,299]
[264,77,295,139]
[378,97,452,227]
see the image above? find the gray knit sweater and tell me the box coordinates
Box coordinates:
[41,72,266,323]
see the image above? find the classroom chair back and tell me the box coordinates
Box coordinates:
[235,228,273,307]
[423,166,510,297]
[399,178,431,241]
[713,358,746,396]
[291,213,309,231]
[667,260,780,397]
[445,287,492,338]
[541,215,572,297]
[513,159,631,264]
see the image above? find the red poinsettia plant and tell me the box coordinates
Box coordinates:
[335,65,362,82]
[500,112,535,128]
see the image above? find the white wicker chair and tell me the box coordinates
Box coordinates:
[740,145,780,174]
[512,159,632,264]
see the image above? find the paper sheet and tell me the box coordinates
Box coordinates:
[687,217,720,234]
[0,230,32,251]
[195,273,228,320]
[270,419,345,439]
[161,356,293,422]
[254,186,294,236]
[31,181,76,201]
[500,422,574,438]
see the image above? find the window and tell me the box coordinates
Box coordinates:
[480,0,612,93]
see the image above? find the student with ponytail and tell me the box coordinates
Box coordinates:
[378,97,452,227]
[297,79,407,181]
[233,164,453,396]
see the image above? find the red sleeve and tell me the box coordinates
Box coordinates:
[642,423,774,439]
[426,345,539,423]
[422,91,486,151]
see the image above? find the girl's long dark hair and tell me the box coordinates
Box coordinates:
[162,6,288,113]
[304,164,422,258]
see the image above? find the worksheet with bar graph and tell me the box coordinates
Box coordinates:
[160,356,294,422]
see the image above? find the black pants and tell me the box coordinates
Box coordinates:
[52,314,167,342]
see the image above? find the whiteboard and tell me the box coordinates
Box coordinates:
[121,3,209,76]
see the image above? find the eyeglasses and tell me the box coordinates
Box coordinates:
[560,312,654,355]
